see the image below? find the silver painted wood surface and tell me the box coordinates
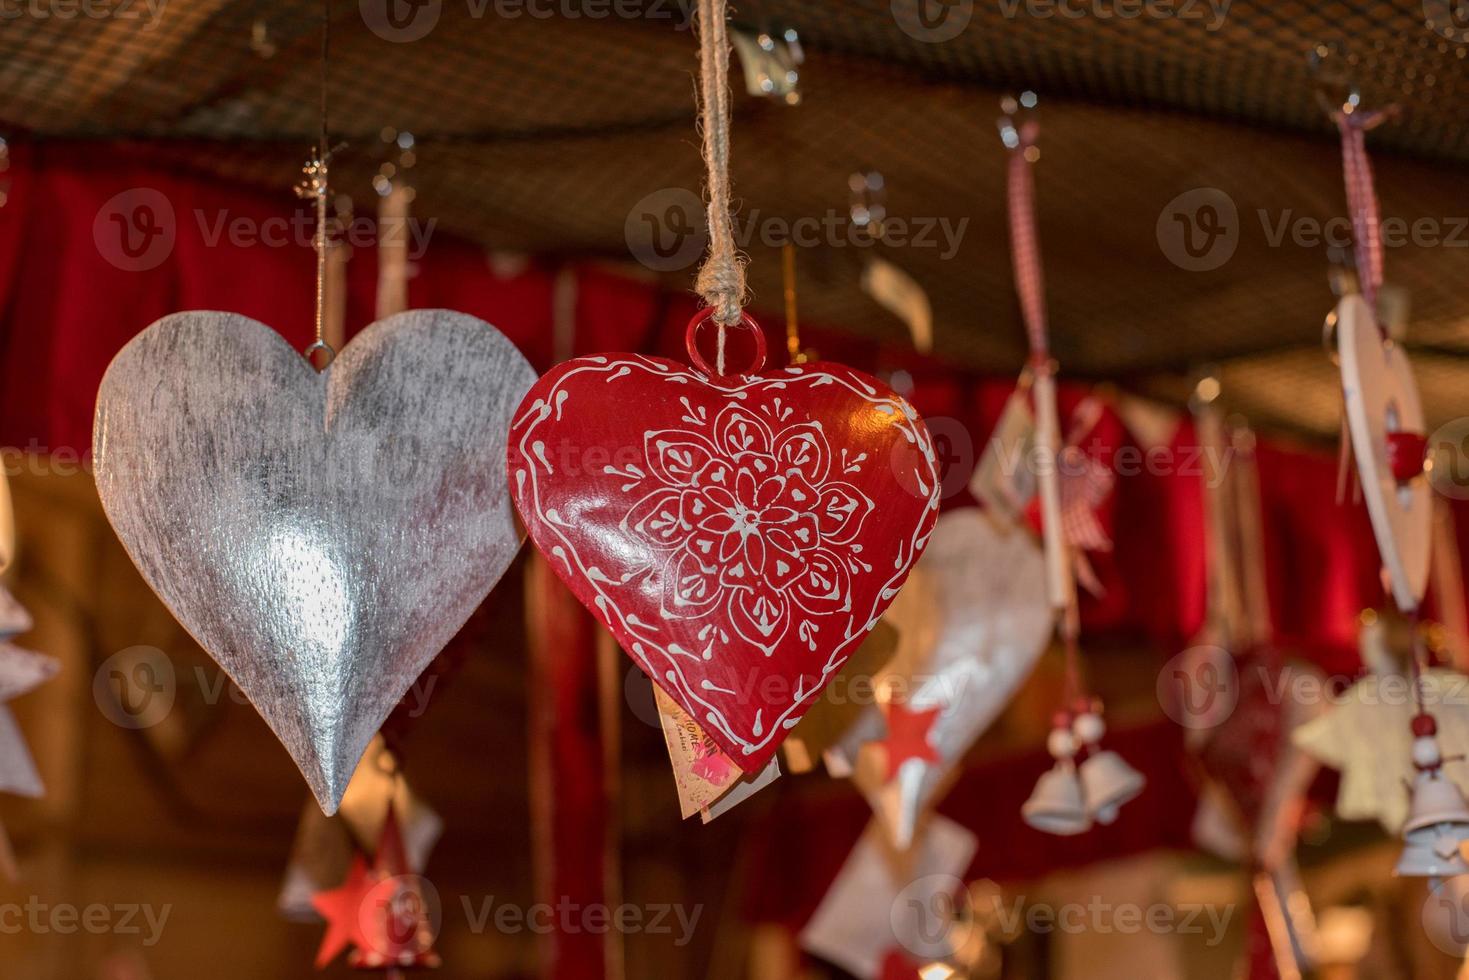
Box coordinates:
[94,310,536,813]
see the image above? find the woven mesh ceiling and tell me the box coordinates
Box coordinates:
[2,0,1467,437]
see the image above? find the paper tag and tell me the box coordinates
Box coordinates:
[783,620,900,773]
[655,686,774,819]
[701,757,781,823]
[970,390,1036,523]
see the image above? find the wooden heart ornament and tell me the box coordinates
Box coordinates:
[509,312,941,772]
[1337,294,1432,610]
[94,310,536,813]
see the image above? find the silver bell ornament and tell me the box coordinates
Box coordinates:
[1022,721,1091,836]
[1396,823,1469,880]
[1073,711,1145,825]
[1396,715,1469,881]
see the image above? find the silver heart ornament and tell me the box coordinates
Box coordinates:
[94,310,536,813]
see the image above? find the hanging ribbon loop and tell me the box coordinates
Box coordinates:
[1001,112,1048,368]
[1332,105,1397,336]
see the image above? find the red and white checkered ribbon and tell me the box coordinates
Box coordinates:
[1333,107,1394,335]
[1006,120,1114,594]
[1059,398,1114,596]
[1005,119,1049,364]
[1060,446,1113,553]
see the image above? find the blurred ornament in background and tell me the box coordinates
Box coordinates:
[312,803,442,971]
[801,815,978,979]
[783,621,899,774]
[835,507,1052,849]
[1295,646,1469,835]
[279,737,442,921]
[1395,717,1469,882]
[1021,756,1089,836]
[730,23,803,104]
[0,616,58,802]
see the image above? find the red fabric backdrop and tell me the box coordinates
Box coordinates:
[2,143,1460,946]
[0,143,1411,654]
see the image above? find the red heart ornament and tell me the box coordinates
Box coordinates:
[509,313,940,772]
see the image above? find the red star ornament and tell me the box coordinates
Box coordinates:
[883,703,943,781]
[349,804,442,971]
[310,853,372,969]
[312,805,441,971]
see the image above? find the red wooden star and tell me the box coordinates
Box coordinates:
[883,703,943,780]
[310,852,372,968]
[311,803,443,971]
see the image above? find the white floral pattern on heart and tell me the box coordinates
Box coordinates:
[510,354,940,767]
[623,403,874,657]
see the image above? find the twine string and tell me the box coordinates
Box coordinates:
[693,0,747,373]
[300,0,333,360]
[317,0,330,349]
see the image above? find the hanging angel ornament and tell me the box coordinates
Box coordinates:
[508,0,939,784]
[91,61,537,813]
[1294,615,1469,834]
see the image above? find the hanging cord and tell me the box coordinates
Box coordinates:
[692,0,747,375]
[1002,103,1072,610]
[299,0,334,366]
[1002,116,1048,365]
[782,242,803,364]
[1407,605,1428,716]
[1060,603,1086,707]
[1332,105,1396,338]
[1003,101,1093,709]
